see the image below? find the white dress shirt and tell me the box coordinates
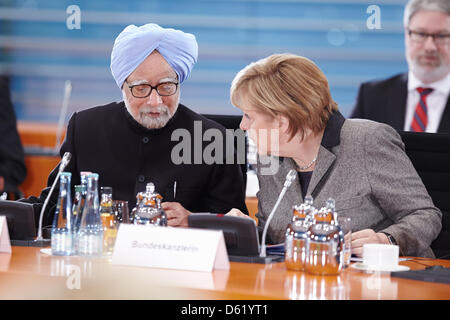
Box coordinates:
[404,71,450,133]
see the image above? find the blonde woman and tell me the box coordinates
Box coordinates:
[227,53,441,258]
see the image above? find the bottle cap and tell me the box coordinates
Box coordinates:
[101,186,113,194]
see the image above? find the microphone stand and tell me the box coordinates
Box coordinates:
[232,169,297,264]
[54,80,71,154]
[258,169,297,262]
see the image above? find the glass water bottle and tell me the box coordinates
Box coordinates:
[72,185,86,233]
[73,171,90,231]
[77,173,104,256]
[51,172,74,256]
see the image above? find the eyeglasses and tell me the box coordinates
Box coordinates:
[126,81,178,98]
[407,29,450,46]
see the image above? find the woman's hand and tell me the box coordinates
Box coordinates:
[225,208,253,219]
[351,229,390,257]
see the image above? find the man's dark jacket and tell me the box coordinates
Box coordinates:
[23,101,248,227]
[0,77,27,193]
[350,73,450,133]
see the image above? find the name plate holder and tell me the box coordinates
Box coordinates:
[112,224,230,272]
[0,216,12,254]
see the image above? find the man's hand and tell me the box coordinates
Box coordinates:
[0,176,4,191]
[161,202,191,227]
[351,229,390,257]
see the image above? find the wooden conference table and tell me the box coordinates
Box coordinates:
[0,246,449,300]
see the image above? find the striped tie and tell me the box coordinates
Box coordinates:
[410,87,433,132]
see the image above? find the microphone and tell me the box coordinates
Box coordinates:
[54,80,72,154]
[59,152,72,173]
[35,152,72,244]
[23,81,72,157]
[259,169,297,258]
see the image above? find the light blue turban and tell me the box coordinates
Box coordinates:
[110,23,198,88]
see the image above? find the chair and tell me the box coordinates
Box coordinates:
[0,200,36,241]
[398,131,450,259]
[202,114,248,189]
[1,188,24,201]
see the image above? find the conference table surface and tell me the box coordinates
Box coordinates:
[1,246,449,300]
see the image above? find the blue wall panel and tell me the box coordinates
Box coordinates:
[0,0,408,122]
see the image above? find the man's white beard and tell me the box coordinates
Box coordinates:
[407,53,450,84]
[123,93,177,129]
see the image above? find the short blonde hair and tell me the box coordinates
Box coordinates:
[230,53,338,141]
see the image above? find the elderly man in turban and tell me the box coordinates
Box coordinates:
[23,23,248,229]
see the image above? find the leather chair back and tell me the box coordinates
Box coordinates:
[399,131,450,259]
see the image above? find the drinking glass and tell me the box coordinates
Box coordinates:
[338,216,352,267]
[101,201,129,257]
[113,200,130,224]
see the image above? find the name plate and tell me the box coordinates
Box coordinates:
[0,216,11,254]
[111,224,230,272]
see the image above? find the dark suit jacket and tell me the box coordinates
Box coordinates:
[23,101,248,227]
[350,73,450,133]
[0,77,27,192]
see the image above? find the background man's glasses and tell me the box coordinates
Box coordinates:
[407,29,450,46]
[126,82,178,98]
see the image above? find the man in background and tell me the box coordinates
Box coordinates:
[0,76,27,199]
[351,0,450,133]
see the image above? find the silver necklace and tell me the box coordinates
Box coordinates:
[295,156,317,171]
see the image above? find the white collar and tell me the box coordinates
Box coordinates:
[408,71,450,96]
